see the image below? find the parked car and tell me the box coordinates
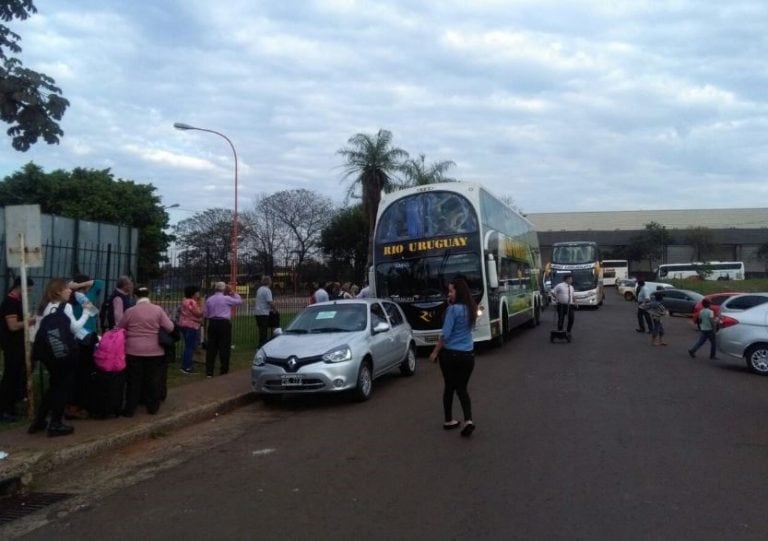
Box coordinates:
[619,279,673,302]
[691,291,741,323]
[617,278,637,301]
[717,293,768,375]
[650,288,703,316]
[251,298,416,401]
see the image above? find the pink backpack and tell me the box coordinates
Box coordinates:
[93,328,126,372]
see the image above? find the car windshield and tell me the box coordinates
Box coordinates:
[286,304,367,333]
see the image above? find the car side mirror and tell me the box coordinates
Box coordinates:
[273,327,283,337]
[373,322,390,333]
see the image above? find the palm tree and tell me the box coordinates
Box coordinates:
[401,153,457,186]
[337,129,408,269]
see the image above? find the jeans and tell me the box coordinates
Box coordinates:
[637,307,652,331]
[439,350,475,422]
[690,330,717,358]
[181,327,200,371]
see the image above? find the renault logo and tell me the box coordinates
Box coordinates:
[418,310,432,323]
[287,357,297,370]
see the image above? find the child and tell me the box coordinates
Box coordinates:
[642,292,669,346]
[688,298,718,359]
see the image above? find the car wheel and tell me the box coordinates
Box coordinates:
[353,360,373,401]
[400,344,416,376]
[624,292,634,301]
[745,344,768,375]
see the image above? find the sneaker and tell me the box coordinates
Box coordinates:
[635,328,645,333]
[180,368,194,375]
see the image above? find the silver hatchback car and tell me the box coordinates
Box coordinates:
[716,293,768,375]
[251,298,416,401]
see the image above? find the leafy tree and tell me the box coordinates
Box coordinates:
[624,221,672,272]
[0,1,69,151]
[319,205,368,283]
[337,129,408,269]
[241,194,287,278]
[173,208,235,284]
[685,226,715,261]
[0,162,173,279]
[401,153,456,186]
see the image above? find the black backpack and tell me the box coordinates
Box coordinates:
[33,303,79,367]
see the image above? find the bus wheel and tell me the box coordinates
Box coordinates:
[528,303,539,328]
[493,307,508,347]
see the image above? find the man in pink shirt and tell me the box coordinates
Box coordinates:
[203,282,243,377]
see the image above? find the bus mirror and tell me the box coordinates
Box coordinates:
[487,254,499,289]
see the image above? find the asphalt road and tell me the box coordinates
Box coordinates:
[13,293,768,540]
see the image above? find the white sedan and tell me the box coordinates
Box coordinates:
[251,298,416,401]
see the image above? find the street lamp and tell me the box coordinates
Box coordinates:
[174,122,240,287]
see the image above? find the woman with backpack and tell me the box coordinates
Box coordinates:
[29,278,90,437]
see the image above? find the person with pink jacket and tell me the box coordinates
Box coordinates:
[178,285,204,374]
[118,286,174,417]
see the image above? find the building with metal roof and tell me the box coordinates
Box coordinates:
[526,208,768,277]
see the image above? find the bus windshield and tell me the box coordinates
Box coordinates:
[552,244,599,264]
[375,253,483,300]
[551,269,598,292]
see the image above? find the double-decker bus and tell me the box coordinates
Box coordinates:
[545,241,604,307]
[372,182,543,347]
[601,259,629,286]
[655,261,745,281]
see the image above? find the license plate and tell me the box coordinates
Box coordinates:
[423,334,439,343]
[281,375,304,386]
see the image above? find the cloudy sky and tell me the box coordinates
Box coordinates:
[1,0,767,223]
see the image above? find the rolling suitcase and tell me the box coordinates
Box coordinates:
[89,368,126,418]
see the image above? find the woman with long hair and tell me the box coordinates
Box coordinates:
[29,278,90,437]
[428,276,478,437]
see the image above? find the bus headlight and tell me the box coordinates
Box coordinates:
[477,305,484,317]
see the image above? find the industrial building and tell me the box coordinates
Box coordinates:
[526,208,768,277]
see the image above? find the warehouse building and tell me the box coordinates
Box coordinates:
[526,208,768,277]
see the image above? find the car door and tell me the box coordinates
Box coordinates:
[660,291,684,313]
[382,301,409,367]
[368,302,396,373]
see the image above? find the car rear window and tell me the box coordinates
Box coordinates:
[724,295,768,310]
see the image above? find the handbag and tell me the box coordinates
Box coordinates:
[158,325,181,348]
[268,310,281,328]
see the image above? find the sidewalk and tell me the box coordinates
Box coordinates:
[0,369,256,495]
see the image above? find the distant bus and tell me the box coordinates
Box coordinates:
[602,259,629,286]
[655,261,745,281]
[372,182,543,347]
[545,241,604,307]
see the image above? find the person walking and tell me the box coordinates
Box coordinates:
[428,277,478,437]
[118,286,175,416]
[688,298,718,359]
[643,292,669,346]
[552,273,576,338]
[254,276,275,348]
[203,282,243,377]
[178,285,204,374]
[29,278,89,436]
[0,277,35,423]
[635,279,653,333]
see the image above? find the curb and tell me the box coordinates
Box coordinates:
[0,391,257,495]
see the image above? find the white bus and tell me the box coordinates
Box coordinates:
[372,182,543,347]
[602,259,629,286]
[655,261,745,281]
[545,241,604,307]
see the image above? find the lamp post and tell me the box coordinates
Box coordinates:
[174,122,239,287]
